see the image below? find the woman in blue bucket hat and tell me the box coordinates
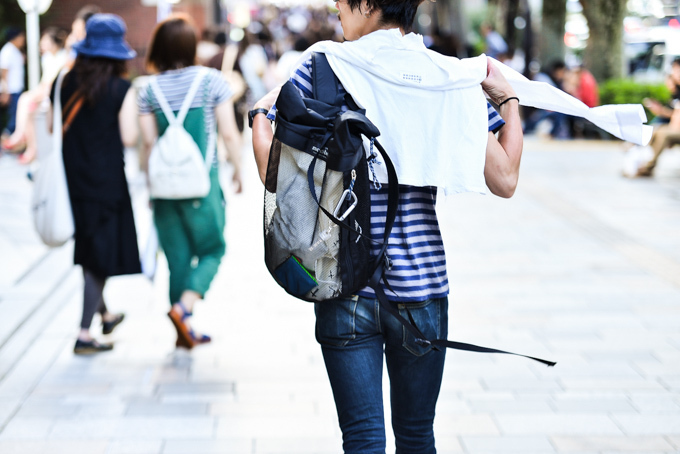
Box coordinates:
[50,14,141,354]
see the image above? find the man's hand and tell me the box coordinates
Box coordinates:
[481,57,517,106]
[0,93,9,107]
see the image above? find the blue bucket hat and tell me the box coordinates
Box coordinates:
[72,14,136,60]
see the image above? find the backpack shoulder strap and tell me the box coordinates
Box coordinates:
[149,76,177,126]
[311,52,341,106]
[176,67,209,124]
[149,68,209,127]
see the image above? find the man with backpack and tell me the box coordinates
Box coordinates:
[251,0,522,449]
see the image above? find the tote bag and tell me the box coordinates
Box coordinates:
[31,70,75,247]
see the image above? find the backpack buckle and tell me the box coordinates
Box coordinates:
[383,255,393,270]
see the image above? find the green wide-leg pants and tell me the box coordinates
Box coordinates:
[153,171,226,304]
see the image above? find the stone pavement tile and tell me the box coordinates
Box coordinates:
[439,379,486,393]
[0,417,55,439]
[629,395,680,414]
[666,435,680,449]
[431,438,464,453]
[481,377,563,392]
[612,414,680,435]
[162,439,253,454]
[14,401,79,418]
[634,360,680,377]
[157,382,235,395]
[49,416,216,440]
[255,438,345,454]
[431,396,472,415]
[550,435,675,452]
[494,414,623,435]
[549,397,636,413]
[125,402,209,416]
[466,398,553,413]
[533,362,644,380]
[559,378,666,392]
[215,415,338,439]
[75,402,127,417]
[209,401,317,417]
[0,397,21,427]
[107,439,163,454]
[433,414,500,436]
[160,393,236,404]
[659,376,680,391]
[0,440,108,454]
[460,435,555,452]
[32,383,112,397]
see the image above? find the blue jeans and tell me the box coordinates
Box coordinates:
[315,296,448,454]
[2,92,21,135]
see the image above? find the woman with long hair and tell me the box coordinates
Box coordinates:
[50,14,140,354]
[138,14,242,349]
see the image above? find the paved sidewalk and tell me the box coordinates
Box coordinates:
[0,138,679,454]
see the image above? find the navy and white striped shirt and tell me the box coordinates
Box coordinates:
[273,57,504,302]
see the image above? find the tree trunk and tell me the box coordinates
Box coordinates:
[580,0,626,81]
[540,0,567,68]
[505,0,520,55]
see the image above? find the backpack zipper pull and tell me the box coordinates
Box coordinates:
[367,138,382,190]
[347,169,356,200]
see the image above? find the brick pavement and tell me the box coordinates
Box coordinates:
[0,138,679,453]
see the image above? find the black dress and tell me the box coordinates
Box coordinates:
[52,74,141,279]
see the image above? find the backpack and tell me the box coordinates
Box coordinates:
[148,68,216,200]
[265,53,556,367]
[264,53,399,302]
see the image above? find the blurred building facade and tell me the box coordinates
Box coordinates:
[41,0,216,75]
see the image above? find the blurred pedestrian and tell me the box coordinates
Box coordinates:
[634,94,680,177]
[643,57,680,125]
[138,14,243,349]
[251,0,522,450]
[0,28,26,140]
[50,14,141,354]
[480,22,507,59]
[523,60,570,139]
[66,5,102,61]
[2,27,68,161]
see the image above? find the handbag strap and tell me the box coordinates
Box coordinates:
[52,70,66,152]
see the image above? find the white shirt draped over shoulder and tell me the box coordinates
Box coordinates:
[298,29,651,195]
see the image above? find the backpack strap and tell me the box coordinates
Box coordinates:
[149,68,215,170]
[312,52,343,106]
[306,53,556,367]
[149,68,209,127]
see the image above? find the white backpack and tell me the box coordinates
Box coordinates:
[147,68,216,199]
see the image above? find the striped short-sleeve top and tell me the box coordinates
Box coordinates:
[137,66,233,155]
[270,58,505,302]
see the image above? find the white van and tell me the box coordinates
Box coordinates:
[625,26,680,83]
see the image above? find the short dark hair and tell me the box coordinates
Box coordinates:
[146,14,197,73]
[345,0,425,32]
[673,56,680,67]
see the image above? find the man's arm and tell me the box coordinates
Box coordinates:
[481,58,524,198]
[251,86,281,184]
[0,68,9,106]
